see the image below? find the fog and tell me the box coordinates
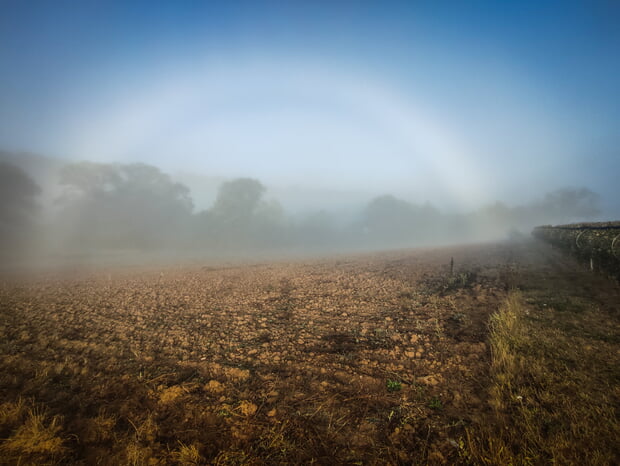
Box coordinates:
[1,2,618,268]
[0,151,605,268]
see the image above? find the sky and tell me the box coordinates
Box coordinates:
[1,0,619,214]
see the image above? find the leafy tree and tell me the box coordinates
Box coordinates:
[211,178,265,223]
[57,162,193,249]
[196,178,291,250]
[202,178,263,247]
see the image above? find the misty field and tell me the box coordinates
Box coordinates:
[1,240,618,465]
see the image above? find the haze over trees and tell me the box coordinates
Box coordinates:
[0,161,41,252]
[361,195,443,248]
[0,153,604,263]
[196,178,288,251]
[54,162,194,250]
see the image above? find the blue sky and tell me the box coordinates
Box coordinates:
[1,0,619,213]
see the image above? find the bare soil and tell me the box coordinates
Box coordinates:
[0,240,617,464]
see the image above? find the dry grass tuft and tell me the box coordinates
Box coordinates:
[125,440,156,466]
[487,292,522,412]
[81,411,117,444]
[170,441,204,465]
[0,404,68,464]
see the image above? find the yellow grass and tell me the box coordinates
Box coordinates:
[0,404,67,464]
[465,290,620,465]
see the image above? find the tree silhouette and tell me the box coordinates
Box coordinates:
[203,178,268,249]
[211,178,265,222]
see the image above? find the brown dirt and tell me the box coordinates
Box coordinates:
[0,240,617,464]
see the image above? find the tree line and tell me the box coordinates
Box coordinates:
[0,159,601,258]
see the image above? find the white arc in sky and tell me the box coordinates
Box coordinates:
[64,60,489,209]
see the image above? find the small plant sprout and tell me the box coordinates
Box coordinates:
[386,380,402,392]
[429,397,443,410]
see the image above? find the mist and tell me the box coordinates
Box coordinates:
[0,151,605,269]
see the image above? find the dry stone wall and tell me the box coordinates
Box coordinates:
[532,222,620,280]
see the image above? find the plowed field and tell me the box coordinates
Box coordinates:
[1,240,618,464]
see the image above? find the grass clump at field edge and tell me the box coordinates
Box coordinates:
[464,290,620,465]
[0,399,68,464]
